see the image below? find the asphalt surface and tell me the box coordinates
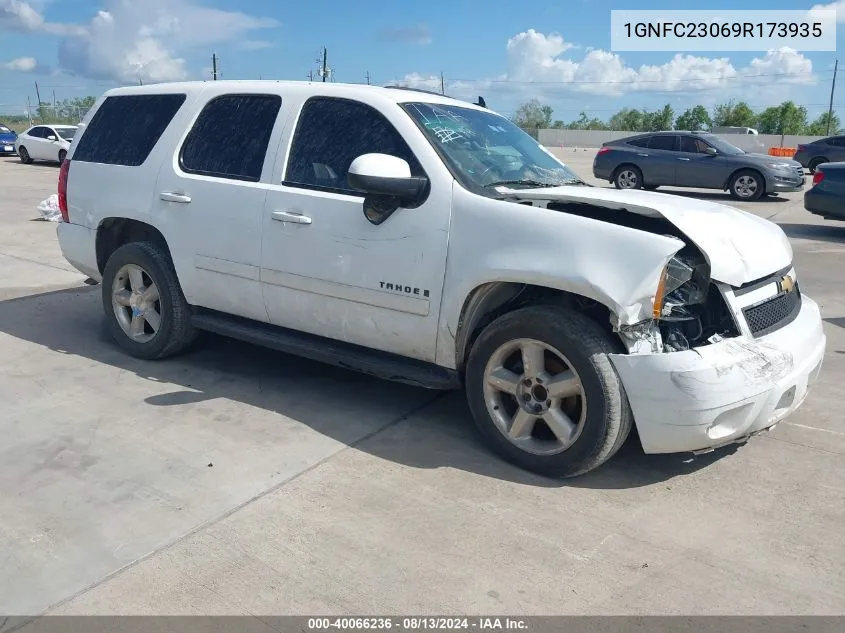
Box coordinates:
[1,152,843,619]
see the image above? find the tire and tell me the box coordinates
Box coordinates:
[18,146,32,164]
[613,165,643,190]
[729,169,764,201]
[58,149,67,163]
[808,157,827,173]
[464,305,634,478]
[101,241,197,360]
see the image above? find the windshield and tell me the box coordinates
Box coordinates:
[54,127,76,140]
[700,134,745,155]
[0,125,11,134]
[401,102,584,190]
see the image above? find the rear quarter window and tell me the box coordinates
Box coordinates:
[71,94,186,166]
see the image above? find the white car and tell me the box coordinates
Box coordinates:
[54,81,826,477]
[16,124,77,164]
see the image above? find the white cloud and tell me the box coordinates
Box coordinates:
[393,30,815,100]
[2,55,37,71]
[808,1,845,23]
[0,0,278,83]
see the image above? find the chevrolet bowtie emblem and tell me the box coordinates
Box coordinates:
[778,275,795,294]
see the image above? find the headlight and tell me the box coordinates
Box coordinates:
[653,254,708,320]
[767,162,792,169]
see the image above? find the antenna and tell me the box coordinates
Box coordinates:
[212,52,218,80]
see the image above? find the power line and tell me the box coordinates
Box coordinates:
[446,69,831,85]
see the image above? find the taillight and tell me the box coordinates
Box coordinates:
[597,147,611,155]
[58,159,70,222]
[812,170,825,187]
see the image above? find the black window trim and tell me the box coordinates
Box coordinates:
[281,95,428,197]
[178,92,282,183]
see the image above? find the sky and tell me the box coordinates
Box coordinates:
[1,0,844,122]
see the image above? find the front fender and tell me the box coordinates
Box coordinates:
[434,185,685,369]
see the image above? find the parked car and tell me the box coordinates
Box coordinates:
[15,124,77,164]
[0,124,17,155]
[804,162,845,220]
[593,131,805,201]
[792,135,845,173]
[711,126,759,135]
[55,81,825,478]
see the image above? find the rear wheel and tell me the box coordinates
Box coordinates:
[614,165,643,190]
[808,157,828,173]
[729,169,764,201]
[465,305,633,478]
[18,146,32,164]
[102,241,197,360]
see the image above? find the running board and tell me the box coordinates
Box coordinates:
[190,309,460,391]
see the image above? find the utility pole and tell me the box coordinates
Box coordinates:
[322,47,328,82]
[212,52,218,80]
[440,72,445,95]
[308,69,314,81]
[828,58,838,136]
[26,96,33,125]
[366,71,370,85]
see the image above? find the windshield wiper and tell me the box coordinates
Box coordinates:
[484,178,586,188]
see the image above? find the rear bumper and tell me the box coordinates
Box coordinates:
[56,221,100,281]
[804,188,845,220]
[609,295,826,454]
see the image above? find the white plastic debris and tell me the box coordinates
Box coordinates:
[37,194,61,222]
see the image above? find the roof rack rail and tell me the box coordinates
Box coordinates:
[383,85,448,97]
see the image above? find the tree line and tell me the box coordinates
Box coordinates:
[512,98,842,136]
[0,96,96,130]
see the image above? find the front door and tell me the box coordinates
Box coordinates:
[260,96,452,362]
[677,136,731,188]
[152,91,285,323]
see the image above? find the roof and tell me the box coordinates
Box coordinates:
[101,80,491,114]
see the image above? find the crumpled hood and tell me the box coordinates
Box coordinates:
[497,185,793,287]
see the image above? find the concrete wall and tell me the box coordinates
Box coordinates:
[537,128,824,152]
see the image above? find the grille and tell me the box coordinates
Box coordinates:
[742,284,802,337]
[791,165,804,178]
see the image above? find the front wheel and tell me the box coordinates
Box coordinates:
[729,169,764,201]
[464,305,633,478]
[102,241,197,360]
[614,165,643,190]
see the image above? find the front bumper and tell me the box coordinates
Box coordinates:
[609,294,826,454]
[767,174,805,193]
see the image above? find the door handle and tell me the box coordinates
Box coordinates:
[160,192,192,203]
[677,157,690,161]
[272,210,312,225]
[636,153,649,157]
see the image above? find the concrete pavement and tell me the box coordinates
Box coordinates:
[0,154,843,619]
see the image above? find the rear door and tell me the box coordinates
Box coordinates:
[639,135,678,186]
[153,89,286,322]
[26,126,48,159]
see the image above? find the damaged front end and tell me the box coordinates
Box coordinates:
[618,247,740,355]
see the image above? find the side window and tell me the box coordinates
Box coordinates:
[285,97,424,193]
[628,137,651,148]
[648,135,678,151]
[827,137,845,147]
[180,94,282,182]
[680,136,710,153]
[72,94,186,166]
[28,127,45,138]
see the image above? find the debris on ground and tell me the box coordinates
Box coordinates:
[36,194,61,222]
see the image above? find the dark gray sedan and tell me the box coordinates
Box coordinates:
[804,162,845,220]
[593,131,805,201]
[793,136,845,173]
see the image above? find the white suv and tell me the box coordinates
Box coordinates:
[55,81,826,477]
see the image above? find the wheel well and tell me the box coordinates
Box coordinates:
[454,282,614,374]
[613,163,640,178]
[809,156,828,166]
[96,218,171,274]
[725,167,765,191]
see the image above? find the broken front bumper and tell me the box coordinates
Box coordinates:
[608,295,826,454]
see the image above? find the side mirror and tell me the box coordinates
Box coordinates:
[703,147,718,156]
[348,153,429,225]
[47,135,57,141]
